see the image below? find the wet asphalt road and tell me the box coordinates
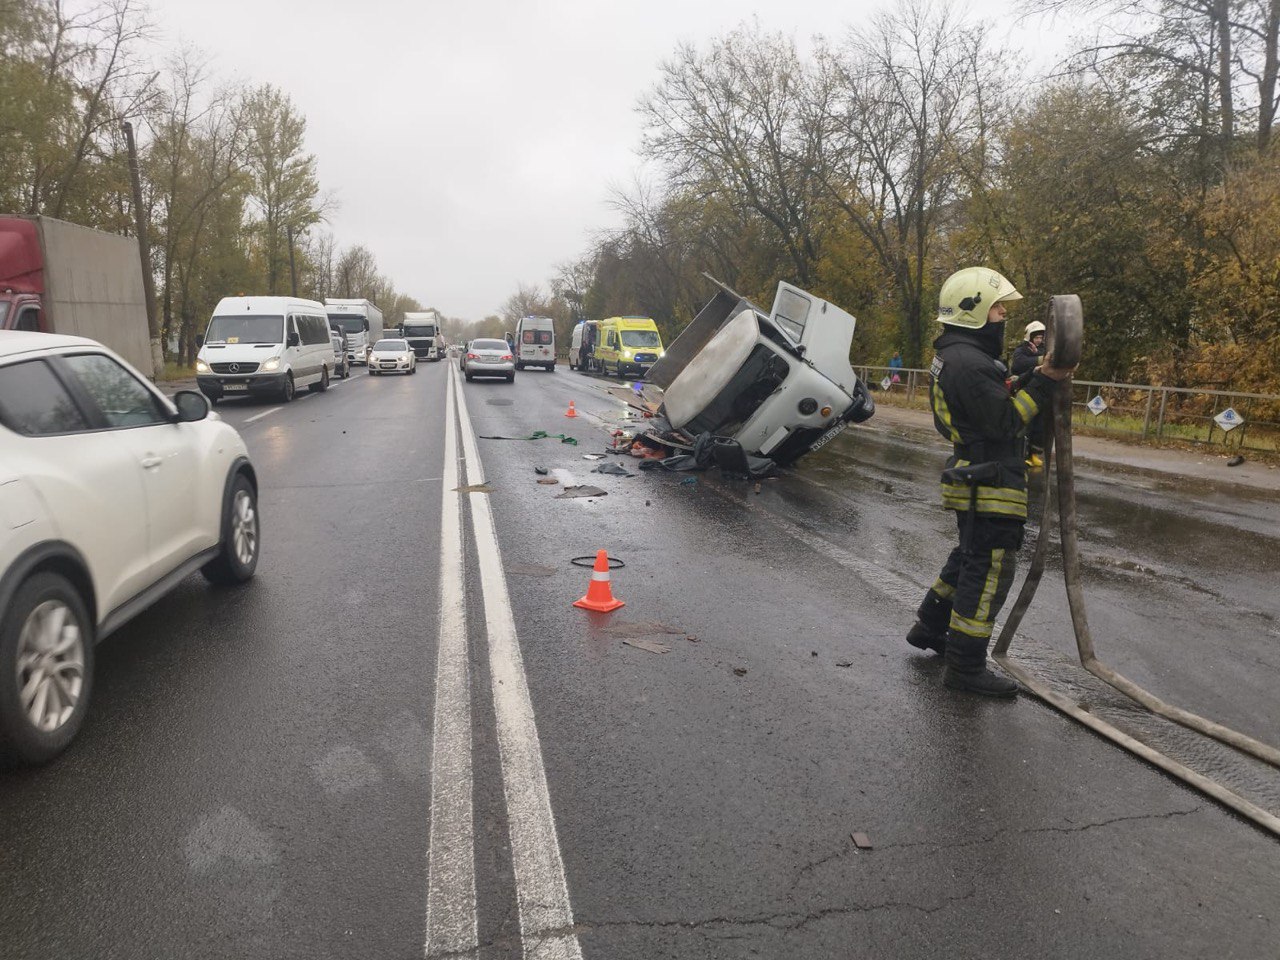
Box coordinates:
[1,360,1278,959]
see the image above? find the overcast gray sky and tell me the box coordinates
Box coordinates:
[150,0,1072,320]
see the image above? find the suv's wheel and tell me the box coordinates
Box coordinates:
[281,374,295,402]
[0,572,94,766]
[202,474,260,585]
[310,368,330,393]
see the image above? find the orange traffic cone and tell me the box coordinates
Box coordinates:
[565,400,578,418]
[573,550,625,612]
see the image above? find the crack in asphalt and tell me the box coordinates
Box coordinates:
[783,806,1204,896]
[425,890,980,957]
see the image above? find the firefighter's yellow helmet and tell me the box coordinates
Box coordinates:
[936,268,1022,329]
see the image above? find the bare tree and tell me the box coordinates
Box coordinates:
[640,22,829,286]
[810,1,998,363]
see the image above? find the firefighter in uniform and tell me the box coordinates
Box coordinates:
[905,268,1075,697]
[1011,320,1048,469]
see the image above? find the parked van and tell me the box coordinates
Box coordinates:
[196,296,334,404]
[569,320,598,371]
[595,316,664,379]
[514,316,556,371]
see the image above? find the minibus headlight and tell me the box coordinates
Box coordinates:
[195,359,210,373]
[262,357,281,372]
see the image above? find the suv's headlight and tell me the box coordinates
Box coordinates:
[262,358,281,372]
[195,359,210,373]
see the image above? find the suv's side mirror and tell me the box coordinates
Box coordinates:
[287,331,300,347]
[172,390,210,423]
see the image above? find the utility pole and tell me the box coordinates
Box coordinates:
[287,225,299,297]
[122,120,163,378]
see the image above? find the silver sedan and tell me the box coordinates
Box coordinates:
[462,338,516,383]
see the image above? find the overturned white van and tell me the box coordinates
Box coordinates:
[648,279,874,466]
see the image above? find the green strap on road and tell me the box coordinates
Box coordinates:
[478,430,579,445]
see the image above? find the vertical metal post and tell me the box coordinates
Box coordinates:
[1141,388,1154,439]
[1156,389,1169,438]
[122,120,162,379]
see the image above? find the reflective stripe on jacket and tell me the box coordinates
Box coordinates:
[929,328,1055,520]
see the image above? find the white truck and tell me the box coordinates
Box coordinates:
[324,298,384,365]
[648,278,875,466]
[402,310,443,362]
[0,215,154,376]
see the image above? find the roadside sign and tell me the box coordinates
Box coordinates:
[880,376,893,391]
[1086,395,1108,416]
[1213,407,1244,432]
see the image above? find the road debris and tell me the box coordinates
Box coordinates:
[836,660,853,668]
[622,639,671,655]
[593,462,634,477]
[556,485,607,499]
[537,478,559,485]
[479,430,578,445]
[733,667,748,677]
[679,477,698,487]
[534,466,549,475]
[601,621,682,637]
[453,484,494,494]
[851,832,873,850]
[582,454,605,461]
[687,635,700,643]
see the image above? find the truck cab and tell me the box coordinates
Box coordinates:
[650,280,874,466]
[402,314,441,361]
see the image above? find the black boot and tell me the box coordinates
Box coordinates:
[907,591,951,655]
[942,630,1019,698]
[906,621,946,656]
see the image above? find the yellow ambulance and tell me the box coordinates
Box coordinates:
[593,316,664,379]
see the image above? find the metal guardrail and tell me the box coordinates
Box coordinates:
[856,365,1280,453]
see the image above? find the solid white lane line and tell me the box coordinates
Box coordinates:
[452,365,584,960]
[424,368,478,956]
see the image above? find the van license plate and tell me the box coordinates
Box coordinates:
[809,420,848,453]
[222,384,248,392]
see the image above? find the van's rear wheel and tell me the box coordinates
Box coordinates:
[0,572,94,766]
[310,368,329,393]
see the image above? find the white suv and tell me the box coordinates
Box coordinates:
[0,332,260,764]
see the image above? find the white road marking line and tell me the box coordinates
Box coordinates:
[451,363,584,960]
[242,390,315,424]
[424,369,478,956]
[243,406,281,424]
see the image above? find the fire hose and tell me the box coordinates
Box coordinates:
[992,295,1280,836]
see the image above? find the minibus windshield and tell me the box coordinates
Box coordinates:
[205,315,283,344]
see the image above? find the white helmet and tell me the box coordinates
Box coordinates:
[1024,320,1046,339]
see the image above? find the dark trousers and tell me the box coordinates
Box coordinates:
[916,513,1024,670]
[1026,414,1045,455]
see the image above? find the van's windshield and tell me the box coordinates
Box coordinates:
[205,315,283,344]
[327,315,367,335]
[621,330,660,348]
